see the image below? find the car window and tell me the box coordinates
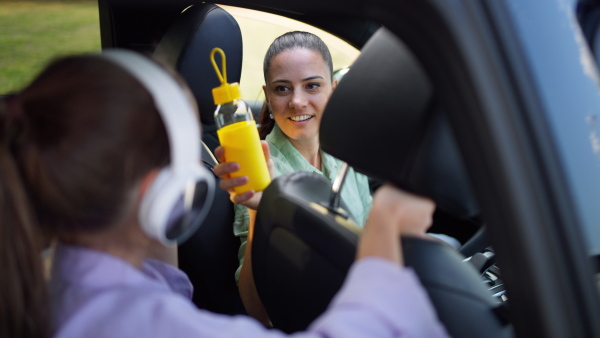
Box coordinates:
[0,2,101,94]
[220,5,360,102]
[505,0,600,254]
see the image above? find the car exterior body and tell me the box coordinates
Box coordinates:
[6,0,600,336]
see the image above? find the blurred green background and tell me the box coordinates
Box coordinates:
[0,1,101,94]
[0,1,358,96]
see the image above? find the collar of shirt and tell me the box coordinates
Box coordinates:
[266,124,340,181]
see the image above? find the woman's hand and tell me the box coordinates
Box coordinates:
[213,141,274,210]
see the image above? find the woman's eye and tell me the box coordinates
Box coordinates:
[274,85,291,93]
[306,83,321,90]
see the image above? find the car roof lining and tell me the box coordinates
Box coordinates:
[99,0,379,51]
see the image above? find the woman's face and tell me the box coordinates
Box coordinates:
[263,48,336,143]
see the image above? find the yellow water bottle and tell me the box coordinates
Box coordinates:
[211,48,271,194]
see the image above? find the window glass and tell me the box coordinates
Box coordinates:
[506,0,600,254]
[0,1,100,94]
[220,5,360,102]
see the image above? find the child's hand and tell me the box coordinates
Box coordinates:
[370,184,435,238]
[359,184,435,264]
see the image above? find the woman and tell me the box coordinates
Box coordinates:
[214,31,373,323]
[1,50,447,337]
[258,31,371,225]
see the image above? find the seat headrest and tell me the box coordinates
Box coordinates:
[154,4,243,126]
[320,28,478,219]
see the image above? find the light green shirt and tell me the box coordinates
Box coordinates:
[233,125,373,281]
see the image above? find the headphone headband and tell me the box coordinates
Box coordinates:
[100,50,200,171]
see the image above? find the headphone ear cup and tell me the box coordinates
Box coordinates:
[169,165,215,244]
[138,164,214,245]
[139,167,179,244]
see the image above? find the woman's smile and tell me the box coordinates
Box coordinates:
[288,114,314,122]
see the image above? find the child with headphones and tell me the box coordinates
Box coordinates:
[0,50,447,338]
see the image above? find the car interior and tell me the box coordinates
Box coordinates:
[153,3,244,154]
[141,2,512,335]
[252,27,511,336]
[153,3,246,315]
[102,1,515,334]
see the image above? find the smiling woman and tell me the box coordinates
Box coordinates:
[0,1,100,94]
[213,31,373,326]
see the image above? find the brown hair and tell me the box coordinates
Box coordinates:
[258,31,333,139]
[0,55,171,337]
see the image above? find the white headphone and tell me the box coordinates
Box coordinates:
[99,49,215,246]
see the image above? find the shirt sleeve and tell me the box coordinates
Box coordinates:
[143,259,194,300]
[58,258,448,338]
[355,171,373,226]
[232,203,250,282]
[308,258,449,338]
[341,167,373,227]
[138,259,449,338]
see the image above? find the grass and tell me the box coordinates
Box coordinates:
[0,1,100,93]
[0,2,359,98]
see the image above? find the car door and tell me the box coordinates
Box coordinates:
[362,0,600,336]
[218,0,600,335]
[97,0,600,336]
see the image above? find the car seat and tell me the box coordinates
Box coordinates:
[252,27,513,337]
[154,3,243,154]
[153,3,245,315]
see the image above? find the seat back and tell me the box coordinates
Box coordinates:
[177,144,244,314]
[154,3,243,153]
[253,172,358,332]
[252,27,513,337]
[154,4,245,315]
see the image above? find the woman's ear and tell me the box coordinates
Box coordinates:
[263,85,272,111]
[332,78,338,91]
[262,85,268,103]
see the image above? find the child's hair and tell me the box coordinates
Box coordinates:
[0,55,171,337]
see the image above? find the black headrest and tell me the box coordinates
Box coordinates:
[320,28,478,219]
[154,4,243,126]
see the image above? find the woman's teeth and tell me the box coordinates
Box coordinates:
[289,115,312,122]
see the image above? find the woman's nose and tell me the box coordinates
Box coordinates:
[290,91,307,109]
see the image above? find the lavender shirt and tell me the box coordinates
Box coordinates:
[49,243,448,338]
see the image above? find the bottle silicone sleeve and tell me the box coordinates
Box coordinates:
[217,120,271,193]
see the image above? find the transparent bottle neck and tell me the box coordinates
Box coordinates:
[214,99,253,129]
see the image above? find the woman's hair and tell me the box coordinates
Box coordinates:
[0,55,170,337]
[258,31,333,139]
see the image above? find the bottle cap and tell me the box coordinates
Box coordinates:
[211,48,242,105]
[212,82,241,105]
